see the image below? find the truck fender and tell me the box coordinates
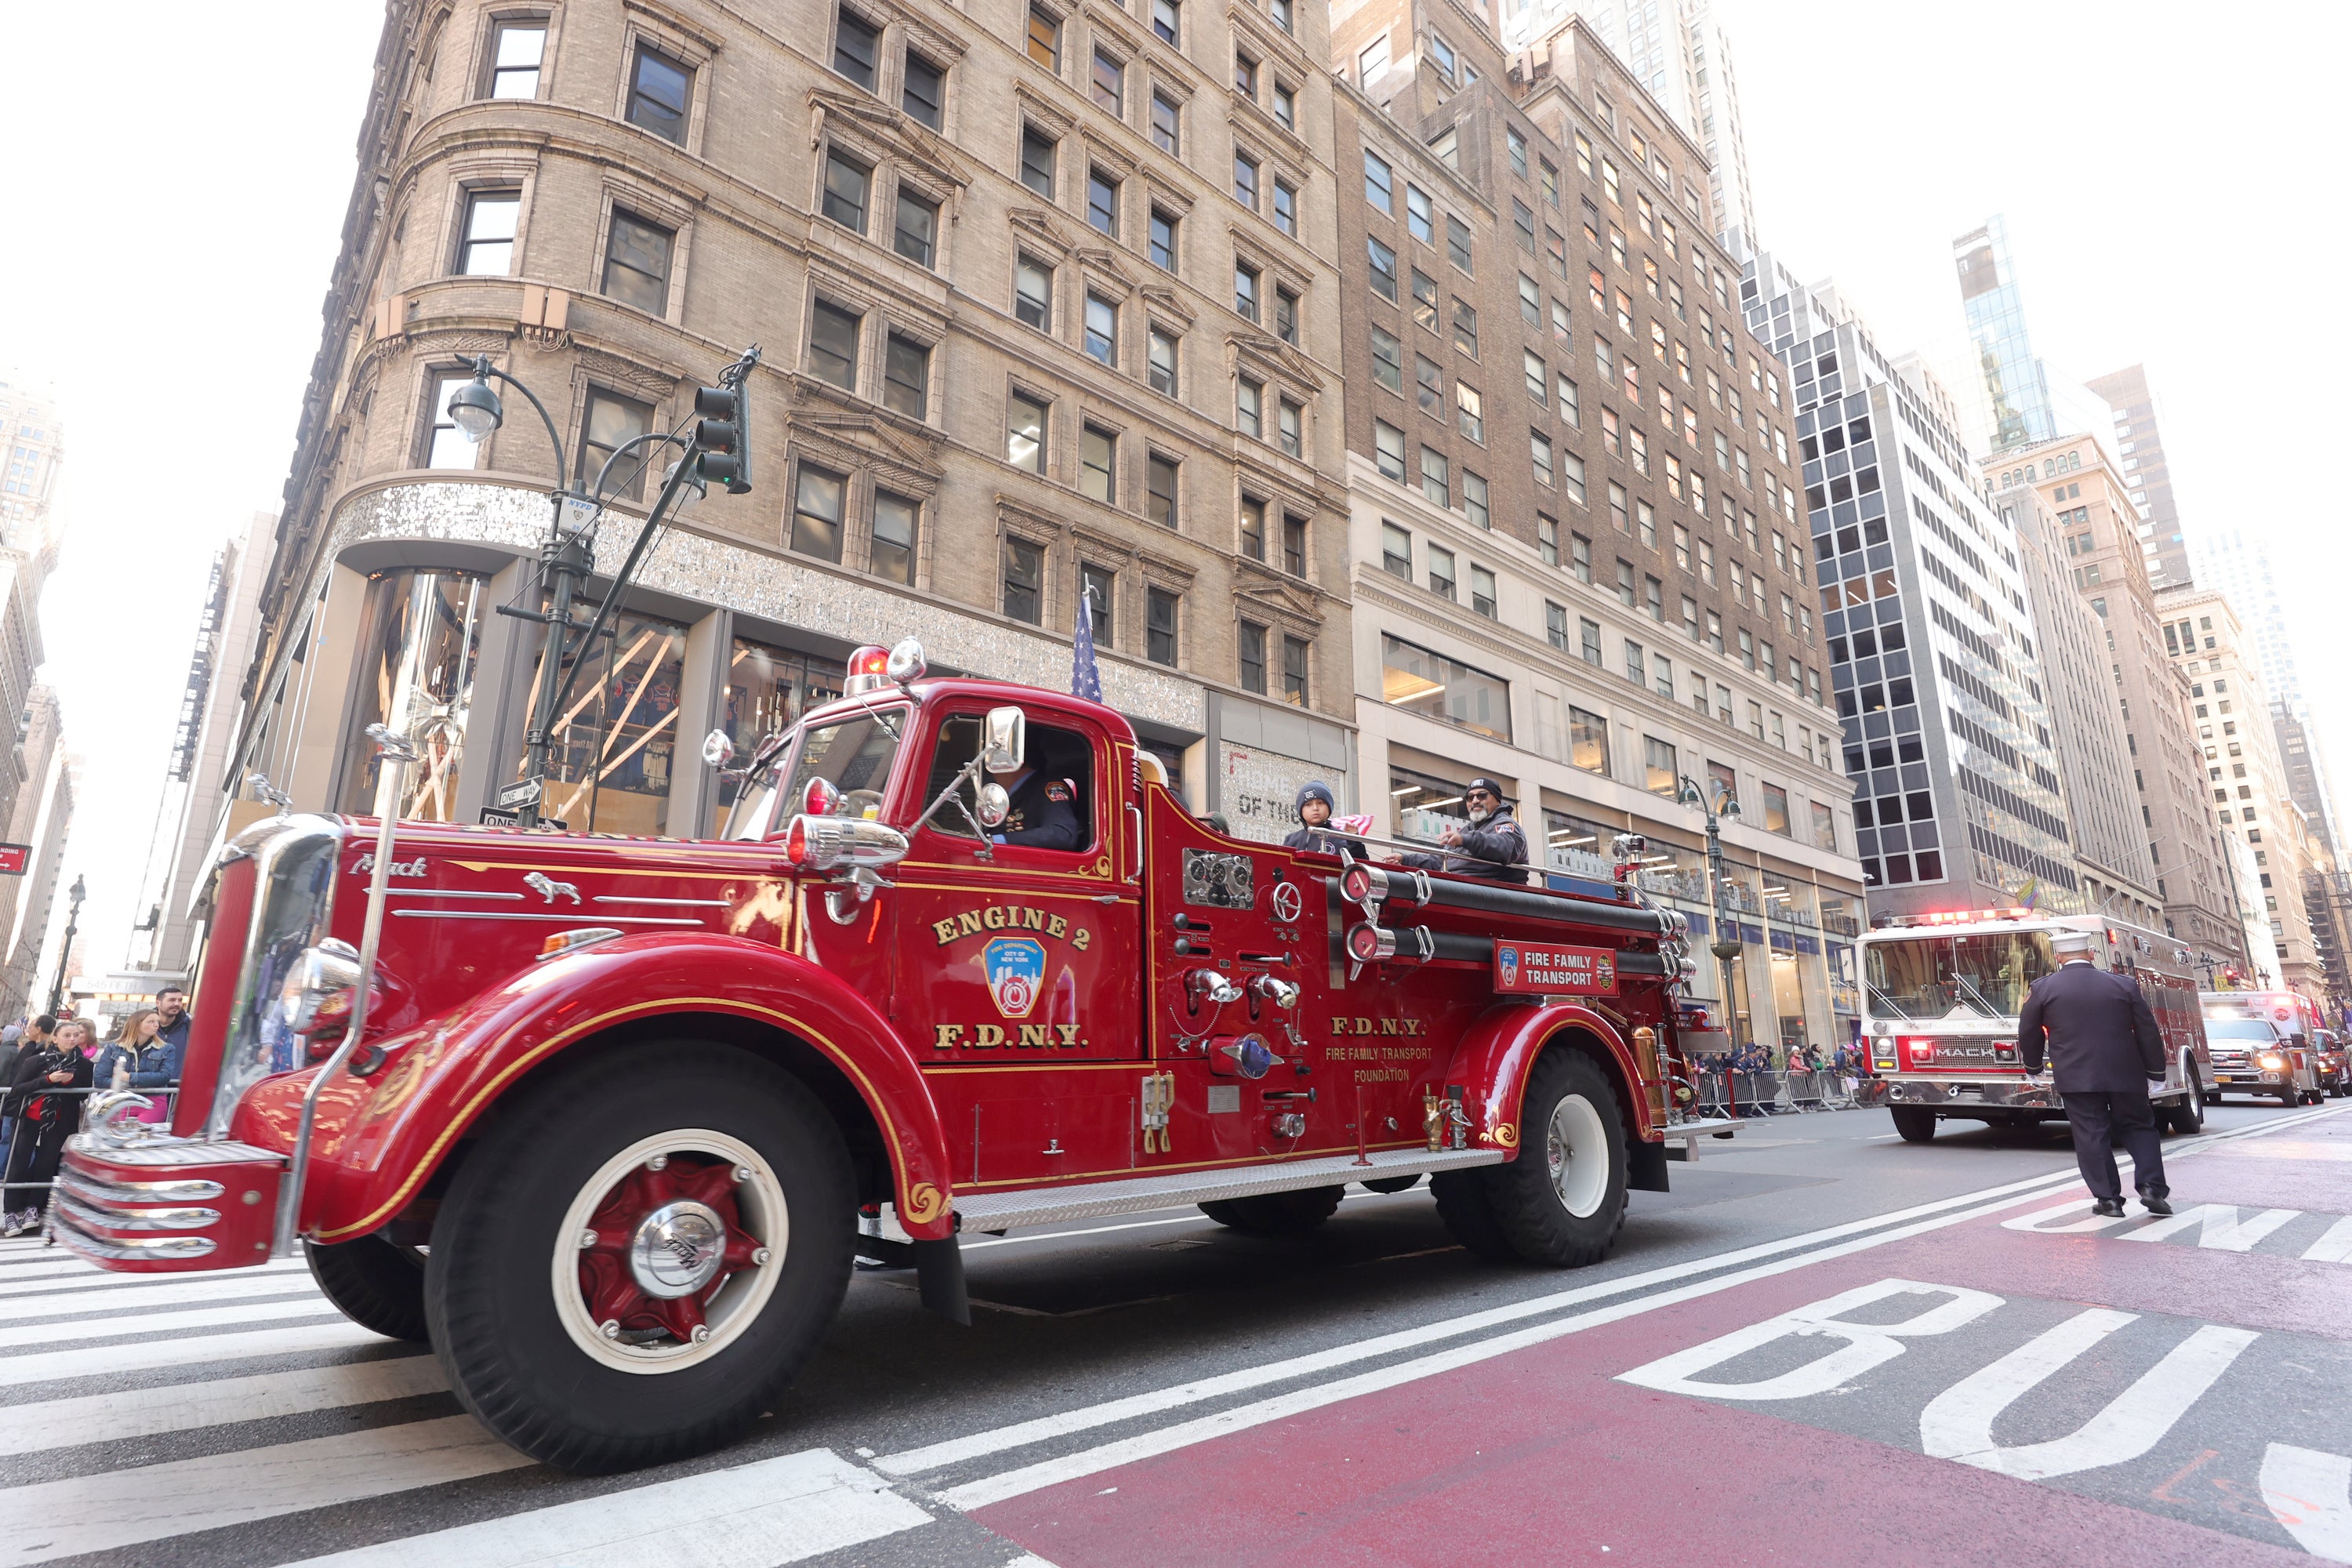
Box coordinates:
[241,933,959,1243]
[1443,1002,1655,1160]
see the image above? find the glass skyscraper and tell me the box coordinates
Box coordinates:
[1953,216,2055,453]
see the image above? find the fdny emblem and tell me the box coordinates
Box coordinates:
[1497,945,1520,989]
[983,936,1047,1019]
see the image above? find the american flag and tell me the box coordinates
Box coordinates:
[1071,586,1103,702]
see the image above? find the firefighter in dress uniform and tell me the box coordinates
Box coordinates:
[989,760,1083,851]
[2017,927,2173,1218]
[1400,777,1530,884]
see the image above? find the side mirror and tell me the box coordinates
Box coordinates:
[701,728,735,768]
[983,706,1026,775]
[976,781,1011,829]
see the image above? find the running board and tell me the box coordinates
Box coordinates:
[951,1146,1508,1235]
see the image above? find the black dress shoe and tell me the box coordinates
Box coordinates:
[2141,1195,2173,1216]
[2091,1198,2127,1218]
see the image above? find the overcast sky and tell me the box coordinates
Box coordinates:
[2,2,2345,981]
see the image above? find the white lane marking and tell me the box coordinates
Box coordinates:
[1920,1311,2257,1481]
[0,1269,325,1320]
[0,1355,445,1458]
[277,1446,931,1568]
[1615,1279,2002,1401]
[2262,1443,2352,1563]
[0,1256,310,1298]
[0,1414,532,1564]
[877,1163,2087,1479]
[2302,1215,2352,1265]
[2001,1197,2132,1235]
[2114,1204,2303,1252]
[931,1177,2118,1510]
[891,1106,2347,1486]
[0,1320,386,1389]
[0,1297,340,1349]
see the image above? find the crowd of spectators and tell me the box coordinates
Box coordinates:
[0,988,187,1236]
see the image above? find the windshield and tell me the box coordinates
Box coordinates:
[2203,1018,2281,1041]
[722,706,906,840]
[1864,931,2056,1020]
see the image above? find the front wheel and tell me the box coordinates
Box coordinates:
[425,1042,855,1473]
[304,1232,428,1342]
[1891,1106,1936,1143]
[1475,1048,1628,1268]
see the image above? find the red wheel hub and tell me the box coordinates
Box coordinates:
[576,1155,764,1344]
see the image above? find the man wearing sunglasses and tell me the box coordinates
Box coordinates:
[1402,776,1530,884]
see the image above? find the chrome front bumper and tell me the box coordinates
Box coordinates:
[1882,1077,2057,1110]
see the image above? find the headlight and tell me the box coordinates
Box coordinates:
[278,938,361,1036]
[2259,1053,2287,1071]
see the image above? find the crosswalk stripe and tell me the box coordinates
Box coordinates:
[0,1354,446,1457]
[2,1269,325,1321]
[0,1319,383,1389]
[0,1297,340,1349]
[2304,1214,2352,1264]
[0,1414,533,1563]
[278,1446,934,1568]
[0,1256,310,1298]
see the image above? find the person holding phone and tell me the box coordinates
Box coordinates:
[2,1018,93,1236]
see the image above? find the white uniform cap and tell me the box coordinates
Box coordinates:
[2050,928,2097,956]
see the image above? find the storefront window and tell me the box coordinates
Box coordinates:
[1541,807,1616,879]
[542,608,687,834]
[339,569,485,820]
[1380,635,1511,742]
[708,640,848,835]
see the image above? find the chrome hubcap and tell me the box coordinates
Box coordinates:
[1545,1091,1610,1220]
[629,1200,728,1298]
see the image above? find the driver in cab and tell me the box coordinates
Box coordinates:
[989,756,1083,851]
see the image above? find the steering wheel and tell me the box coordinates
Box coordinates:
[839,788,885,818]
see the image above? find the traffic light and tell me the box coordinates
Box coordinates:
[690,381,752,495]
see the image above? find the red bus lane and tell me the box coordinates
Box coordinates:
[960,1108,2352,1566]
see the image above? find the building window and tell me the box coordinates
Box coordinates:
[1531,430,1553,488]
[1381,521,1411,577]
[1283,514,1307,575]
[1453,298,1477,356]
[601,209,673,313]
[1003,535,1046,622]
[1381,635,1509,740]
[1580,616,1602,666]
[1080,424,1116,502]
[883,332,929,419]
[1472,565,1497,619]
[1236,377,1262,438]
[485,20,546,98]
[1236,262,1261,322]
[1374,420,1406,481]
[1412,268,1439,332]
[1368,237,1399,302]
[1546,601,1568,651]
[1283,635,1309,706]
[833,8,880,89]
[1083,293,1118,365]
[1569,706,1608,773]
[1014,255,1053,329]
[1087,167,1120,236]
[1148,327,1179,396]
[1464,470,1489,530]
[1364,149,1394,212]
[1020,125,1057,196]
[1273,180,1297,237]
[1240,495,1267,560]
[822,147,871,232]
[1239,619,1268,693]
[903,49,945,127]
[1082,564,1116,640]
[1644,735,1676,795]
[627,46,692,143]
[1148,453,1178,528]
[1149,207,1178,270]
[791,463,848,562]
[1456,382,1483,441]
[1358,33,1390,79]
[1147,586,1180,664]
[1153,0,1180,43]
[1417,356,1443,416]
[1762,782,1790,836]
[1446,215,1472,274]
[579,387,653,499]
[1151,92,1181,154]
[1421,446,1449,508]
[1407,185,1434,245]
[459,189,520,275]
[1273,83,1295,131]
[872,490,918,583]
[1573,533,1593,583]
[806,299,861,389]
[1007,391,1047,472]
[1271,0,1293,33]
[1279,398,1302,458]
[893,186,939,267]
[1275,286,1298,345]
[426,371,482,469]
[1091,49,1123,114]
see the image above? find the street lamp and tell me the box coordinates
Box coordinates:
[1678,775,1744,1057]
[45,873,85,1018]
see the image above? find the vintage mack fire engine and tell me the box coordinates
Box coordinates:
[55,641,1700,1473]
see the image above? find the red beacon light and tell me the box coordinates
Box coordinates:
[844,637,928,696]
[783,815,812,867]
[803,777,841,817]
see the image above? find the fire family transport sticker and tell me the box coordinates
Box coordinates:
[984,936,1048,1018]
[1492,942,1617,996]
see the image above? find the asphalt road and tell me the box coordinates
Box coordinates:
[3,1097,2346,1567]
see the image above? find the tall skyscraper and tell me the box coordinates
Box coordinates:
[0,375,73,1018]
[2085,364,2187,589]
[1746,254,2078,919]
[1952,216,2055,455]
[1497,0,1758,251]
[2193,525,2303,718]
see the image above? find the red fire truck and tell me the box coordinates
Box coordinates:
[54,641,1704,1473]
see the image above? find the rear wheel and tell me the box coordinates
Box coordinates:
[1474,1048,1628,1269]
[304,1232,428,1342]
[425,1042,854,1473]
[2164,1066,2205,1137]
[1198,1186,1345,1234]
[1891,1106,1936,1143]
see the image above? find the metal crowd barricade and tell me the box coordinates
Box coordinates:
[1691,1070,1731,1117]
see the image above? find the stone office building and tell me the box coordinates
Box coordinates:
[1329,12,1864,1056]
[236,0,1358,845]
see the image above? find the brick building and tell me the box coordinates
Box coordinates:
[234,0,1358,843]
